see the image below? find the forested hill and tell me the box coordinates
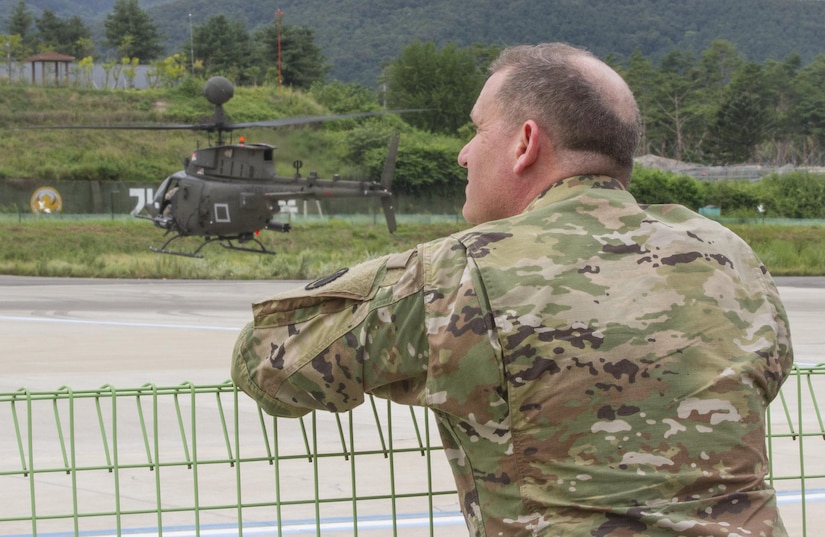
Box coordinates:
[251,0,825,85]
[3,0,825,86]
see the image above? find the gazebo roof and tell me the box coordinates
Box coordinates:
[25,52,76,62]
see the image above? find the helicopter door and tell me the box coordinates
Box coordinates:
[177,181,205,234]
[152,176,176,216]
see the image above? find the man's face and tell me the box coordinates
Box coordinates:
[457,71,520,225]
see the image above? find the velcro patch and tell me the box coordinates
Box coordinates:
[305,268,349,290]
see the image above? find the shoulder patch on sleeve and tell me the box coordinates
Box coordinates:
[252,255,388,326]
[305,267,349,290]
[308,256,386,299]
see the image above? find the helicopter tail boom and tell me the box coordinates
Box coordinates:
[262,133,400,233]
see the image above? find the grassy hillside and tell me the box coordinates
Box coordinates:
[0,81,367,183]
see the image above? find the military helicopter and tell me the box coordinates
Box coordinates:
[143,76,409,257]
[32,76,408,257]
[145,133,399,257]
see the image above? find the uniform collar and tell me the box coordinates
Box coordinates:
[522,175,626,213]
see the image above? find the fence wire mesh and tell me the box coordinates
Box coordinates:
[1,364,823,537]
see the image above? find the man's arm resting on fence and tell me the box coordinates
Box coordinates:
[231,248,430,417]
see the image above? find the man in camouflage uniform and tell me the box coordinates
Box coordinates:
[232,43,793,536]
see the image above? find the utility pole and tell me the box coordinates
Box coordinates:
[276,9,284,91]
[188,13,195,77]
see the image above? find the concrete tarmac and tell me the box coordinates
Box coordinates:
[0,277,300,391]
[1,276,821,391]
[0,275,823,536]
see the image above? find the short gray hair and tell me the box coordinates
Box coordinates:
[490,43,641,171]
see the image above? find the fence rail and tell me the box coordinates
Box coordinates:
[1,364,823,537]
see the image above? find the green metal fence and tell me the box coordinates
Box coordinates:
[1,364,823,537]
[767,363,825,537]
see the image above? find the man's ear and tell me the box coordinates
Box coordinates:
[513,120,541,175]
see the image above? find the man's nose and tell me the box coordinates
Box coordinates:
[457,144,469,168]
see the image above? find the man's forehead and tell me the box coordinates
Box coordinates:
[471,71,507,122]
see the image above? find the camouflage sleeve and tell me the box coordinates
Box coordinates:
[760,269,794,397]
[231,247,431,417]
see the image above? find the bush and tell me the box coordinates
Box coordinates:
[632,167,825,218]
[629,167,706,209]
[759,172,825,218]
[703,179,762,215]
[376,133,465,198]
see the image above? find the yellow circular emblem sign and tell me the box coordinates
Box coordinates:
[30,186,63,214]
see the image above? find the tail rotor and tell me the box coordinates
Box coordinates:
[380,134,400,233]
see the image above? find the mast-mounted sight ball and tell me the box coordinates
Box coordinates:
[203,76,234,106]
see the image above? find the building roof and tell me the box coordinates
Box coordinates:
[25,52,76,63]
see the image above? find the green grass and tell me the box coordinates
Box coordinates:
[0,218,467,279]
[728,224,825,276]
[0,219,822,279]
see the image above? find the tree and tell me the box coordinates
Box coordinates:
[619,49,658,154]
[464,42,503,72]
[790,54,825,159]
[35,9,62,47]
[383,41,484,135]
[310,81,377,113]
[191,15,253,83]
[254,23,329,89]
[1,33,24,79]
[654,79,706,162]
[705,62,772,164]
[64,16,94,58]
[698,39,743,100]
[35,10,93,58]
[622,49,706,161]
[147,54,187,88]
[7,0,34,49]
[760,53,802,163]
[104,0,164,62]
[706,91,768,164]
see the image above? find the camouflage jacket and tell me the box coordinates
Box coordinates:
[232,175,793,536]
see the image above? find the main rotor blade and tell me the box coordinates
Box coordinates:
[17,123,214,131]
[14,109,425,132]
[226,109,424,130]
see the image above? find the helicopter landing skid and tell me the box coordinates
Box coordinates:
[149,233,276,258]
[149,236,210,258]
[219,237,277,255]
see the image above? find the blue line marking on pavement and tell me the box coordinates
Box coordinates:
[1,512,467,537]
[5,494,825,537]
